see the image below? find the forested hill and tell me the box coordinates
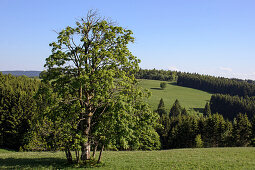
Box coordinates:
[136,69,255,96]
[177,72,255,97]
[1,71,41,77]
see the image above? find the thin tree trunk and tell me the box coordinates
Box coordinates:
[65,147,73,164]
[75,150,80,163]
[93,142,98,159]
[97,145,104,163]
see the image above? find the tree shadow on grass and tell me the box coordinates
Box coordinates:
[150,88,163,90]
[0,157,71,169]
[168,82,177,86]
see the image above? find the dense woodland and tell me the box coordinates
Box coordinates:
[136,69,178,81]
[0,73,40,150]
[177,72,255,97]
[210,94,255,120]
[156,98,255,149]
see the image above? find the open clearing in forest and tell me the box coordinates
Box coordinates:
[0,148,254,169]
[139,79,212,113]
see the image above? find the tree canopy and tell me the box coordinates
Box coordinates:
[41,10,160,163]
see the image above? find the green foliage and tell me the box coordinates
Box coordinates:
[157,114,170,149]
[160,82,167,89]
[195,134,203,148]
[0,73,41,150]
[168,115,199,148]
[155,98,167,116]
[169,99,182,117]
[210,94,255,120]
[252,115,255,140]
[202,113,230,147]
[204,102,211,116]
[232,113,252,146]
[41,10,160,162]
[91,94,161,151]
[177,72,255,97]
[250,138,255,147]
[136,69,177,81]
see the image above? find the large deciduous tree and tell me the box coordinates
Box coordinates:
[43,10,159,163]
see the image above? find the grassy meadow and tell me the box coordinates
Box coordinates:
[0,148,255,169]
[138,79,212,112]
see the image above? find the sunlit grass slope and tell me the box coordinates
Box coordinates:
[138,79,212,112]
[0,148,254,169]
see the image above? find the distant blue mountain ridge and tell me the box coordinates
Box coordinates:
[0,71,42,77]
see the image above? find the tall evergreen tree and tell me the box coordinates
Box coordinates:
[204,102,211,116]
[251,115,255,139]
[156,98,167,116]
[232,113,252,146]
[158,114,170,149]
[169,99,182,117]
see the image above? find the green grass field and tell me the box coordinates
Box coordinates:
[0,148,255,169]
[139,79,212,113]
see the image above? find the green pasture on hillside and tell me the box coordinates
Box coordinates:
[0,148,254,169]
[139,79,212,113]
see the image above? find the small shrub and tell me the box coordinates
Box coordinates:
[160,82,167,89]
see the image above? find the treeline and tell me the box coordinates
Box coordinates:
[1,72,255,151]
[156,98,255,149]
[177,73,255,97]
[136,69,178,81]
[210,94,255,120]
[1,71,41,78]
[136,69,255,87]
[0,73,41,150]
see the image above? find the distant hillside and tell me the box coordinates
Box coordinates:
[139,79,211,112]
[0,71,41,77]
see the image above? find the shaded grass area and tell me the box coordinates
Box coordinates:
[138,79,212,112]
[0,151,68,169]
[0,148,255,169]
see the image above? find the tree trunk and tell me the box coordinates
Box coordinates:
[93,142,98,159]
[81,114,92,161]
[65,147,73,164]
[75,150,80,163]
[97,145,104,163]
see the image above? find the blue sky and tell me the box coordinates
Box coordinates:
[0,0,255,80]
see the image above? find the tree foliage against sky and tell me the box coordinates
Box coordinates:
[41,10,160,163]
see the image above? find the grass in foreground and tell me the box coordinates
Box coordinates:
[139,79,212,112]
[0,148,255,169]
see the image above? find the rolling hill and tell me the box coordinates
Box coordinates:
[138,79,212,113]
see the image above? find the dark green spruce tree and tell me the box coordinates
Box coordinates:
[232,113,252,146]
[169,99,182,117]
[156,98,167,116]
[251,115,255,146]
[204,102,211,116]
